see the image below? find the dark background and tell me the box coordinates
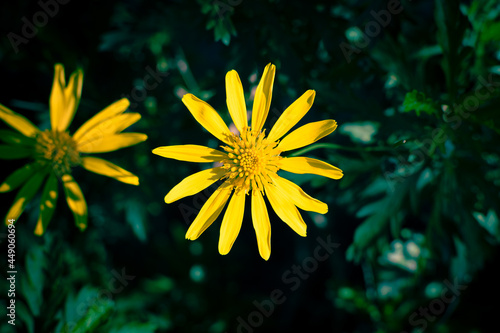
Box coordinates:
[1,0,500,332]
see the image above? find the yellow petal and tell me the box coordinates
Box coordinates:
[77,133,147,153]
[49,64,65,131]
[251,63,276,132]
[50,64,83,131]
[219,191,245,255]
[251,191,271,260]
[225,70,247,133]
[182,94,232,144]
[5,197,26,226]
[278,119,337,152]
[62,174,87,231]
[270,174,328,214]
[186,181,233,240]
[152,145,227,163]
[73,98,130,142]
[34,172,58,236]
[0,103,39,138]
[279,157,343,180]
[5,169,48,225]
[75,112,141,144]
[267,90,316,142]
[81,156,139,185]
[165,167,226,203]
[58,69,83,131]
[265,183,307,237]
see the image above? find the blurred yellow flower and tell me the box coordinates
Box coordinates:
[153,63,342,260]
[0,64,147,235]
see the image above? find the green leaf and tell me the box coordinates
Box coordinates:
[5,168,48,224]
[57,287,98,331]
[355,201,382,219]
[473,209,500,242]
[71,298,114,333]
[110,322,158,333]
[347,177,411,262]
[0,129,36,146]
[480,21,500,42]
[0,144,33,159]
[20,242,47,317]
[21,274,41,317]
[435,0,468,101]
[16,300,35,333]
[57,286,115,333]
[125,199,147,242]
[62,174,88,232]
[206,18,216,30]
[35,172,59,236]
[0,163,37,193]
[352,205,392,254]
[416,168,434,191]
[142,275,175,294]
[402,90,438,116]
[26,245,47,292]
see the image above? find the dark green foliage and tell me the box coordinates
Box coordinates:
[1,0,500,332]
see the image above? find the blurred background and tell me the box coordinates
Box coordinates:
[1,0,500,332]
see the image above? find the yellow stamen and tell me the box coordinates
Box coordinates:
[35,129,80,176]
[221,127,281,194]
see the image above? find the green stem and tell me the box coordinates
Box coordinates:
[288,143,392,157]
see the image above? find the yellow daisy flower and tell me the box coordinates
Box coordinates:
[0,64,147,235]
[153,63,343,260]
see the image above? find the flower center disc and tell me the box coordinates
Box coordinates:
[221,127,280,194]
[35,129,80,176]
[239,149,260,175]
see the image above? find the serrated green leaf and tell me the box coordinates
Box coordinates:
[348,179,411,262]
[402,90,438,116]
